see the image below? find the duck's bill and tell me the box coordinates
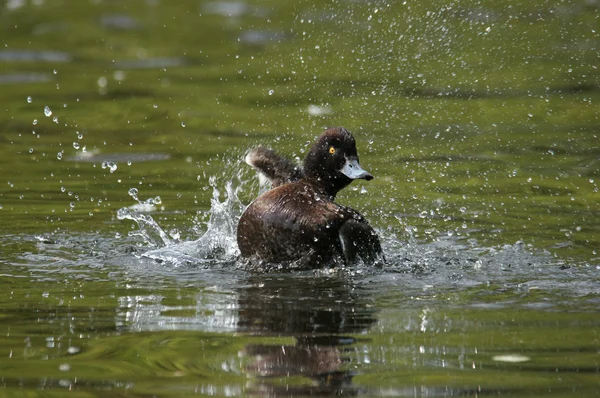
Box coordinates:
[341,157,373,181]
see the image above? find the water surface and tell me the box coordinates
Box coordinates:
[0,0,599,396]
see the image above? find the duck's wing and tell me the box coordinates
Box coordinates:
[245,147,304,188]
[299,200,383,266]
[337,209,383,265]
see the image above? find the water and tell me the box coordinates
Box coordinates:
[1,0,599,396]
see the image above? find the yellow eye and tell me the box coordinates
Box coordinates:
[329,146,336,155]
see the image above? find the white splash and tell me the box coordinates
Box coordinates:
[117,172,248,266]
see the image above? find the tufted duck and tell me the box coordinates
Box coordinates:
[237,127,382,268]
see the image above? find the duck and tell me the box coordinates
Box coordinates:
[237,127,382,268]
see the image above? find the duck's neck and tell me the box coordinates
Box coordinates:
[304,179,338,201]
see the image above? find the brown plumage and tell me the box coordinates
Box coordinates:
[237,127,382,268]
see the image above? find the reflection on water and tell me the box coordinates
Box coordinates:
[237,276,376,335]
[115,267,377,394]
[238,276,375,394]
[118,287,239,333]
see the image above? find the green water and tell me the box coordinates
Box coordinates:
[1,0,599,396]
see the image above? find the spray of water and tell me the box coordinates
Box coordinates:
[185,176,246,260]
[116,149,560,277]
[117,188,172,247]
[117,159,251,267]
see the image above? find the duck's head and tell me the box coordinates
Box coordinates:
[303,127,373,198]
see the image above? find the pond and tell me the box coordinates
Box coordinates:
[0,0,599,396]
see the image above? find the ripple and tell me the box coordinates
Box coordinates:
[0,73,52,84]
[202,1,268,18]
[0,49,72,63]
[239,30,287,45]
[66,152,171,163]
[112,57,186,69]
[100,14,141,30]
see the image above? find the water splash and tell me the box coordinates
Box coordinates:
[187,176,246,260]
[117,163,250,266]
[117,207,172,248]
[115,149,566,277]
[116,188,169,246]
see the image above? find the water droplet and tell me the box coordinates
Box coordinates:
[44,106,52,117]
[73,142,80,150]
[33,119,38,125]
[29,148,34,153]
[181,121,186,127]
[26,96,32,103]
[57,151,63,160]
[102,161,118,173]
[128,188,139,200]
[97,76,107,88]
[113,70,125,81]
[268,89,274,95]
[459,207,467,213]
[307,104,334,116]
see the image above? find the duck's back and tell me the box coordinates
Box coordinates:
[237,181,342,265]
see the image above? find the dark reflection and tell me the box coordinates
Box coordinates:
[236,274,376,396]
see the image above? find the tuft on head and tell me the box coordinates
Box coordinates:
[319,127,356,151]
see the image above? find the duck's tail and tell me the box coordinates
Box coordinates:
[245,147,304,188]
